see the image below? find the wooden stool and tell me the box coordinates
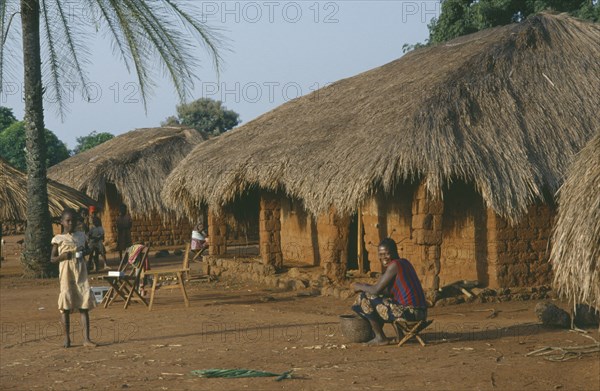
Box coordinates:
[393,319,433,347]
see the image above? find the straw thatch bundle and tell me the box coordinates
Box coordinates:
[48,127,203,217]
[550,133,600,310]
[163,13,600,222]
[0,158,97,221]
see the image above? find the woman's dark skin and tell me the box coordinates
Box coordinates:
[352,245,399,345]
[51,211,96,348]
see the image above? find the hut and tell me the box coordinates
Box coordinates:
[1,158,97,257]
[163,13,600,290]
[1,158,97,221]
[48,127,204,249]
[550,132,600,311]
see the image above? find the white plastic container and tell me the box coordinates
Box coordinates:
[91,287,110,304]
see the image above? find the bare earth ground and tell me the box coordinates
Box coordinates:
[1,239,599,391]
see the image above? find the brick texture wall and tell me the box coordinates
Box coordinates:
[490,203,555,287]
[439,184,486,288]
[259,193,283,268]
[98,184,193,249]
[280,198,318,265]
[361,184,424,276]
[316,208,349,282]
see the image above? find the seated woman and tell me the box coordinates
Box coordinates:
[352,237,427,345]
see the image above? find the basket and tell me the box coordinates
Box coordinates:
[339,314,373,343]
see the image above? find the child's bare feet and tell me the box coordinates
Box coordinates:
[83,340,97,348]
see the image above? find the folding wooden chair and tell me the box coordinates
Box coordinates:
[145,243,191,311]
[102,245,150,309]
[393,319,433,347]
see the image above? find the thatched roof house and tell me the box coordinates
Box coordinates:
[1,158,96,221]
[163,14,599,288]
[49,127,203,216]
[48,127,204,247]
[550,132,600,310]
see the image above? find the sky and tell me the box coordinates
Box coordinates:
[1,1,439,149]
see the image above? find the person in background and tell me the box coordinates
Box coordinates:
[88,216,110,272]
[115,204,132,261]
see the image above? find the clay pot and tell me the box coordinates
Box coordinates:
[339,314,372,343]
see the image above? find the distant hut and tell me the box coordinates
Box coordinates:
[163,14,600,288]
[1,158,97,221]
[48,127,203,248]
[550,133,600,311]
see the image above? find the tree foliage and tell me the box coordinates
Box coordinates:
[0,121,69,170]
[0,106,17,132]
[73,131,114,154]
[162,98,240,135]
[415,0,599,47]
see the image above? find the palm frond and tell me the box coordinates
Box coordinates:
[52,0,91,101]
[164,0,227,77]
[0,1,20,95]
[40,0,66,119]
[85,0,132,73]
[6,0,224,115]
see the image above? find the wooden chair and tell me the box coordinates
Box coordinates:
[393,319,433,347]
[145,243,191,311]
[102,245,150,309]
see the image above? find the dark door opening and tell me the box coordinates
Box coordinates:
[347,213,369,272]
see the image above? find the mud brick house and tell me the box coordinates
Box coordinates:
[551,133,600,310]
[1,158,97,259]
[163,14,599,290]
[48,127,203,249]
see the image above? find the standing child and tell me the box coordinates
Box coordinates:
[51,208,97,348]
[88,216,110,272]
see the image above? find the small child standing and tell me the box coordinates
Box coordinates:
[88,216,110,272]
[51,208,97,348]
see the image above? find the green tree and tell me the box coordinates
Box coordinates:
[162,98,240,135]
[0,121,69,170]
[0,106,17,132]
[73,131,114,154]
[415,0,599,47]
[0,1,223,277]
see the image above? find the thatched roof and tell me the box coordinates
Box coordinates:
[163,13,600,222]
[48,127,203,217]
[550,132,600,310]
[0,158,97,221]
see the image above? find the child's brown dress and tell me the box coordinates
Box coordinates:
[52,232,96,312]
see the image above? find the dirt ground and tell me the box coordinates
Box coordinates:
[1,240,599,391]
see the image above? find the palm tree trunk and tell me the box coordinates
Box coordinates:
[20,0,54,277]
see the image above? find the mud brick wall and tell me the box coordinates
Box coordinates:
[208,209,227,256]
[316,208,349,282]
[280,197,318,265]
[361,185,423,276]
[131,212,192,247]
[439,185,487,288]
[102,210,192,249]
[491,203,555,287]
[259,194,283,268]
[410,183,443,290]
[362,196,385,271]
